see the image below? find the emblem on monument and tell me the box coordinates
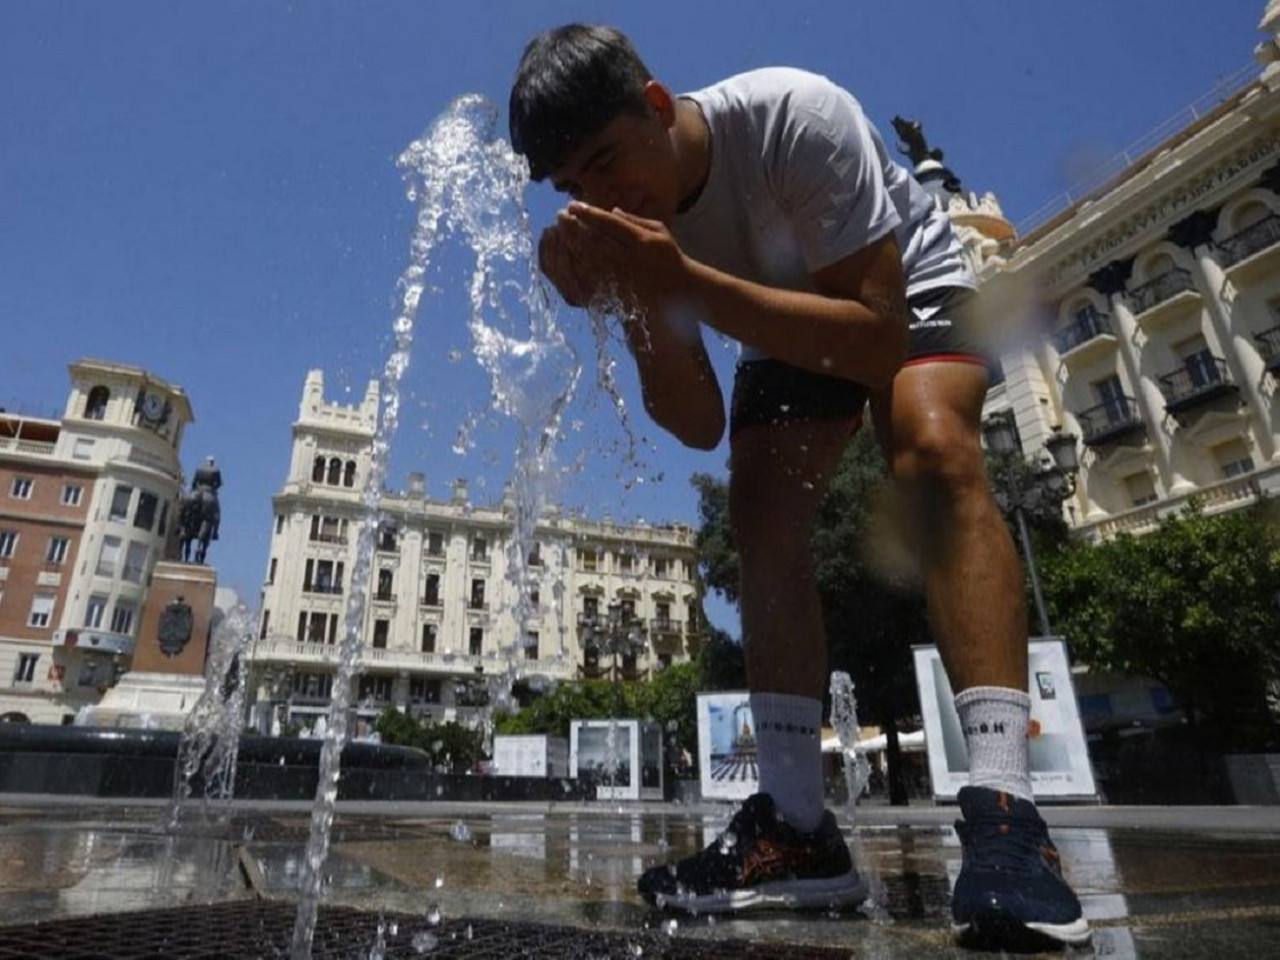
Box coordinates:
[158,596,194,658]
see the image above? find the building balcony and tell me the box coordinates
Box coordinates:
[650,617,684,636]
[309,533,346,545]
[250,638,582,679]
[1254,326,1280,375]
[0,437,57,458]
[303,584,343,596]
[420,595,441,608]
[576,662,649,683]
[1077,398,1145,447]
[55,628,135,658]
[1052,309,1115,360]
[1157,356,1238,416]
[467,600,489,612]
[1128,268,1198,317]
[1219,214,1280,270]
[372,592,396,604]
[1078,464,1278,543]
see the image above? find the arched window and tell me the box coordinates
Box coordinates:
[1231,200,1271,234]
[343,460,357,488]
[84,386,109,421]
[312,456,326,482]
[1143,252,1176,280]
[326,457,341,485]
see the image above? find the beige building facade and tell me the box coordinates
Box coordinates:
[0,360,192,724]
[967,3,1280,542]
[249,370,704,733]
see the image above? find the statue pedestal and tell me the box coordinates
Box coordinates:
[85,562,217,730]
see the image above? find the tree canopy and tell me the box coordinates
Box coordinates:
[1041,499,1280,747]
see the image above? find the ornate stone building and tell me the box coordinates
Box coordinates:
[248,370,704,733]
[0,360,192,723]
[963,3,1280,542]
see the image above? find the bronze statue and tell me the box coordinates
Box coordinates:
[180,456,222,564]
[891,115,945,167]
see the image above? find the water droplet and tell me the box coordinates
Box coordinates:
[449,820,471,842]
[411,931,438,954]
[664,919,678,936]
[426,904,442,925]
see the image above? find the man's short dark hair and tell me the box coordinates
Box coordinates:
[509,25,653,182]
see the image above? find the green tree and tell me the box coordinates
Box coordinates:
[373,709,486,773]
[692,431,927,804]
[694,626,747,691]
[1041,500,1280,748]
[492,663,704,781]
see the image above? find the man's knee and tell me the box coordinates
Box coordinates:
[891,417,987,492]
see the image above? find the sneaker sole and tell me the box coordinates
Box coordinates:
[954,911,1092,950]
[653,870,868,915]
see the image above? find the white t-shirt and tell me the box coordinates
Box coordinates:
[675,67,974,362]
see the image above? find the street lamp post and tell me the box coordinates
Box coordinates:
[581,601,649,716]
[981,413,1081,638]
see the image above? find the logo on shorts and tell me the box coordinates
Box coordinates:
[909,305,952,331]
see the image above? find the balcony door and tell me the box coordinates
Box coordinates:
[1093,374,1128,424]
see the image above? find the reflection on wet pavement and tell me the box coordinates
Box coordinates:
[2,803,1279,958]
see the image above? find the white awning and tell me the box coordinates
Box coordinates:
[821,730,926,754]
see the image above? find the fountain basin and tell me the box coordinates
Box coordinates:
[0,724,595,802]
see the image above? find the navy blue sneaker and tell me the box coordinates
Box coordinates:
[637,793,866,914]
[951,786,1091,950]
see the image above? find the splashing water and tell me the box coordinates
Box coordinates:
[828,671,871,815]
[290,94,584,958]
[165,603,253,832]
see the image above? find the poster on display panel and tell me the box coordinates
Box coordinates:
[912,638,1098,802]
[696,692,759,801]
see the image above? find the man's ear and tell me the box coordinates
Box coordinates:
[642,81,677,127]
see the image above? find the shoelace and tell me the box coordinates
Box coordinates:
[956,816,1054,875]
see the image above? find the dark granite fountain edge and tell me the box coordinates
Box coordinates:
[0,724,596,803]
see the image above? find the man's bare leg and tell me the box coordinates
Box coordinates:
[872,360,1089,947]
[729,415,859,829]
[870,361,1026,694]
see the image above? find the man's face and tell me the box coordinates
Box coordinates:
[548,108,682,224]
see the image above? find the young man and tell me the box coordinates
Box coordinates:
[510,25,1090,949]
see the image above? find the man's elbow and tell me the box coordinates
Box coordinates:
[681,417,725,451]
[648,401,724,451]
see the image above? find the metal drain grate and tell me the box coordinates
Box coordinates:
[0,900,855,959]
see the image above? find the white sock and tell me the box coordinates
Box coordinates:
[750,692,825,833]
[954,686,1033,802]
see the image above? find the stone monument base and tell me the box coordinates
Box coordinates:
[78,672,208,731]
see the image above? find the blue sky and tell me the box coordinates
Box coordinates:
[0,0,1266,631]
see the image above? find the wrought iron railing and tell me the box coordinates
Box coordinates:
[1157,356,1233,407]
[1077,397,1143,445]
[1052,309,1113,354]
[1129,268,1196,315]
[1219,214,1280,267]
[650,617,684,634]
[1254,325,1280,371]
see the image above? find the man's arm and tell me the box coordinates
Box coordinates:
[562,205,909,389]
[621,305,725,451]
[540,219,725,450]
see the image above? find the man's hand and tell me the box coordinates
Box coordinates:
[538,218,606,308]
[556,203,692,303]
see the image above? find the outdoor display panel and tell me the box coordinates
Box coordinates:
[696,691,759,801]
[570,719,663,801]
[913,638,1098,801]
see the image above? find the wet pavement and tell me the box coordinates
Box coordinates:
[1,797,1279,957]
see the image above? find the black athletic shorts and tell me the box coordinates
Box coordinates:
[729,286,991,437]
